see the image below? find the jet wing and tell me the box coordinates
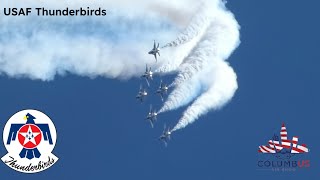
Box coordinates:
[149,120,154,128]
[145,78,150,87]
[160,93,164,102]
[154,54,157,62]
[160,138,168,147]
[6,124,24,145]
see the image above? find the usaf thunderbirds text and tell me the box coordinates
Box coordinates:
[2,7,107,16]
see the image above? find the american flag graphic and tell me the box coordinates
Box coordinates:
[258,123,309,154]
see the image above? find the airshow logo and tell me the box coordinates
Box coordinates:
[257,123,310,172]
[1,109,58,173]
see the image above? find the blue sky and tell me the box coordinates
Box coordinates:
[1,0,319,179]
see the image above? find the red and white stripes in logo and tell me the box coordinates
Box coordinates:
[281,124,291,149]
[258,123,309,154]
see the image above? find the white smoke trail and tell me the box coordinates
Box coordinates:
[159,7,240,114]
[161,2,216,48]
[0,0,200,80]
[172,60,238,131]
[158,27,216,113]
[0,20,174,80]
[155,0,218,74]
[173,11,240,85]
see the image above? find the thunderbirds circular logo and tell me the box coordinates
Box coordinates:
[1,110,58,173]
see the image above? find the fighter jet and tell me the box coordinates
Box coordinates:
[156,80,169,101]
[146,105,158,128]
[136,85,148,103]
[148,40,160,62]
[141,64,153,87]
[159,124,171,147]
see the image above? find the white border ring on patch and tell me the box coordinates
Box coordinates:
[2,109,58,173]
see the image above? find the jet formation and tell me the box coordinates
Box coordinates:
[135,41,172,146]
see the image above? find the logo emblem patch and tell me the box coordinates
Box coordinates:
[257,123,310,172]
[258,123,309,155]
[1,109,58,173]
